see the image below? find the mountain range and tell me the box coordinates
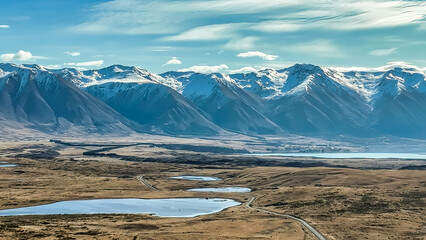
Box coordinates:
[1,62,426,139]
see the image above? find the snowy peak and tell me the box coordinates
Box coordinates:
[2,62,426,138]
[232,64,363,100]
[231,69,287,98]
[281,64,364,96]
[368,67,426,103]
[52,65,165,87]
[381,67,426,92]
[0,64,134,134]
[160,71,236,99]
[160,70,282,134]
[232,64,426,103]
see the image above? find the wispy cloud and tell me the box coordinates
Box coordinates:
[163,24,244,41]
[329,61,426,73]
[249,21,301,32]
[237,51,278,61]
[164,57,182,65]
[150,46,174,52]
[64,60,104,67]
[225,37,259,50]
[0,25,10,29]
[71,0,426,36]
[65,51,81,57]
[0,50,45,61]
[178,64,229,73]
[228,66,259,74]
[369,48,398,56]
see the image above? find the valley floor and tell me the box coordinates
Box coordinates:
[0,141,424,239]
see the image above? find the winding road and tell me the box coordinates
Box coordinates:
[245,196,327,240]
[136,175,159,191]
[136,176,326,239]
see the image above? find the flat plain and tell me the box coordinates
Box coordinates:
[0,140,425,240]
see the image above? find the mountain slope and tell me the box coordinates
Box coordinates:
[234,64,373,136]
[368,67,426,137]
[84,81,222,135]
[0,63,134,134]
[161,71,284,134]
[55,65,222,135]
[2,62,426,139]
[273,65,371,136]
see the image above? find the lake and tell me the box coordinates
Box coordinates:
[188,187,251,193]
[250,152,426,160]
[170,176,222,181]
[0,164,17,167]
[0,198,240,217]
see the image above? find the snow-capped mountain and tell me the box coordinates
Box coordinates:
[161,71,284,134]
[0,63,134,134]
[52,64,171,87]
[1,62,426,139]
[85,81,222,135]
[368,67,426,138]
[231,68,288,99]
[233,64,426,137]
[234,64,372,136]
[53,65,221,135]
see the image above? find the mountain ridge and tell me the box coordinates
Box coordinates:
[1,62,426,139]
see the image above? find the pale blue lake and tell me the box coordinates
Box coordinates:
[188,187,251,193]
[250,153,426,160]
[170,176,221,181]
[0,163,17,167]
[0,198,240,217]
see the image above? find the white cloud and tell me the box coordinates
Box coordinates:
[225,37,259,50]
[250,1,426,32]
[329,61,426,73]
[164,57,182,65]
[369,48,398,56]
[150,46,173,52]
[381,61,426,72]
[45,64,62,69]
[0,25,10,29]
[1,50,33,61]
[228,66,259,74]
[178,64,229,73]
[163,23,244,41]
[71,0,426,36]
[65,51,81,57]
[237,51,278,61]
[64,60,104,67]
[250,21,301,32]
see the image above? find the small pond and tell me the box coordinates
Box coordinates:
[0,162,17,167]
[170,176,221,181]
[188,187,251,193]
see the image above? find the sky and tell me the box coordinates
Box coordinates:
[0,0,426,73]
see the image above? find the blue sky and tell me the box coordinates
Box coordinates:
[1,0,426,73]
